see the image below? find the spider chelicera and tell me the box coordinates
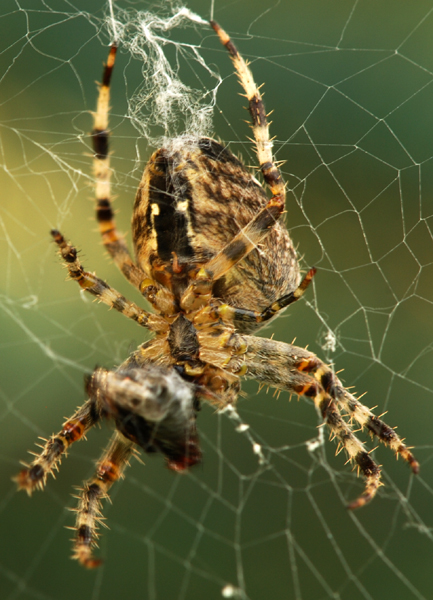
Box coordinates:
[15,21,419,568]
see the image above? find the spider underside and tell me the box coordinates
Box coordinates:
[15,21,419,568]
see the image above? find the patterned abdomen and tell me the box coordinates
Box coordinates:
[132,137,299,328]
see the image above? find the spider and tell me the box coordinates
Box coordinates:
[15,21,419,568]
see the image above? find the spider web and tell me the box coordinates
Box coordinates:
[1,1,433,598]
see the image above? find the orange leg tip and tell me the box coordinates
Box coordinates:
[400,447,420,474]
[108,44,117,60]
[209,20,220,33]
[346,498,365,511]
[210,20,231,46]
[12,471,27,491]
[410,458,420,475]
[346,490,376,511]
[13,467,44,495]
[83,557,103,569]
[50,229,63,244]
[76,556,103,569]
[346,471,382,510]
[73,550,103,569]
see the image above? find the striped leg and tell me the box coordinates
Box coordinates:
[15,399,101,495]
[208,267,316,328]
[296,355,420,477]
[180,21,288,312]
[92,45,145,289]
[210,21,285,198]
[235,335,419,509]
[51,229,167,333]
[180,195,285,310]
[72,431,134,568]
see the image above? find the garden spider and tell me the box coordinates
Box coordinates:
[15,21,419,568]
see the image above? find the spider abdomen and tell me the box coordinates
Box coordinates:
[132,137,299,321]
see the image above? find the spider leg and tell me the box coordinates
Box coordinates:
[51,229,167,333]
[14,398,101,495]
[209,267,316,328]
[181,22,288,311]
[295,352,420,475]
[72,430,134,568]
[181,194,285,310]
[92,45,146,290]
[230,335,419,508]
[211,20,284,199]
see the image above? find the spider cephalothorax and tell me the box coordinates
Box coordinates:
[15,21,419,568]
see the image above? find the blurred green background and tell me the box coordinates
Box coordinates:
[1,1,433,599]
